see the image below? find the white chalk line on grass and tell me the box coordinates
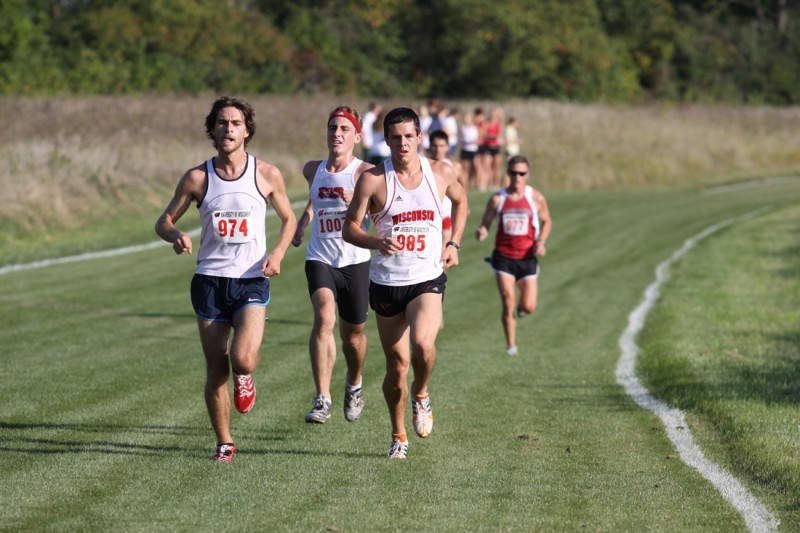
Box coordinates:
[0,200,308,277]
[615,207,778,533]
[704,175,799,195]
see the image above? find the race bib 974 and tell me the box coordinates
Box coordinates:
[213,209,254,243]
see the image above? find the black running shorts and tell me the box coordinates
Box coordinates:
[488,250,539,281]
[305,260,370,325]
[369,272,447,317]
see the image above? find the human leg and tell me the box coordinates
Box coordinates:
[491,152,503,190]
[516,276,539,318]
[340,319,367,386]
[309,288,338,398]
[406,293,442,398]
[376,312,411,437]
[495,272,518,352]
[406,292,443,437]
[230,305,266,413]
[197,319,234,446]
[340,319,367,422]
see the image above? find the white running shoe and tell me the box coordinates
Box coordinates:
[506,346,519,356]
[305,394,332,423]
[412,394,433,438]
[387,438,408,459]
[343,385,363,422]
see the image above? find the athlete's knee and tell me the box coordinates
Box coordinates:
[230,347,260,375]
[341,328,366,353]
[206,356,230,385]
[385,359,410,386]
[313,309,337,335]
[517,301,536,317]
[411,337,437,360]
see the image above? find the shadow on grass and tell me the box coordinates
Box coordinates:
[114,312,310,327]
[0,421,374,459]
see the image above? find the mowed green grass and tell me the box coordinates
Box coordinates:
[1,182,798,531]
[639,198,800,529]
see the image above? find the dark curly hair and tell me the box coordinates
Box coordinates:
[205,96,256,149]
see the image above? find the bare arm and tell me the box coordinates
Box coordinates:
[343,167,398,256]
[291,161,319,247]
[437,161,467,269]
[475,194,500,241]
[154,166,204,255]
[258,161,297,276]
[534,191,552,256]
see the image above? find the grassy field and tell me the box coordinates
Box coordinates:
[1,95,799,264]
[2,176,799,530]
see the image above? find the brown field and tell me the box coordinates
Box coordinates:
[2,94,799,236]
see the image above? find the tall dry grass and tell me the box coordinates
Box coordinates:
[1,94,799,236]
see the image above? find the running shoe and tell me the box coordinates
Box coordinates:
[387,438,408,459]
[344,385,364,422]
[412,394,433,438]
[213,443,236,463]
[305,394,332,423]
[516,306,529,319]
[233,373,256,413]
[506,346,519,356]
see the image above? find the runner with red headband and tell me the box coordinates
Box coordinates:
[292,105,374,424]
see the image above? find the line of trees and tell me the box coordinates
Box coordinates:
[2,0,798,104]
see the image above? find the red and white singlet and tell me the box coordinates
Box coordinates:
[494,185,540,260]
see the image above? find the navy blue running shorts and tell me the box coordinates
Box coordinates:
[305,259,370,325]
[190,274,270,322]
[369,272,447,318]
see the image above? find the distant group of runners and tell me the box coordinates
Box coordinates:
[155,97,551,462]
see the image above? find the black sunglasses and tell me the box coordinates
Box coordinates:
[508,170,528,176]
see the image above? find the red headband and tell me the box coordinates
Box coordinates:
[328,110,362,133]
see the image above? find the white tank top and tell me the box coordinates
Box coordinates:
[370,157,444,286]
[196,154,268,278]
[306,158,371,267]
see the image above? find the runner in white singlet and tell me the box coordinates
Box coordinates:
[155,97,297,463]
[292,106,374,425]
[343,107,468,459]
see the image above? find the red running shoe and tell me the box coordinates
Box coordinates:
[233,373,256,413]
[213,443,236,463]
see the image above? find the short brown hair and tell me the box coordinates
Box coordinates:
[506,155,529,171]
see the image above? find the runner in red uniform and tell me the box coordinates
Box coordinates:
[475,155,552,356]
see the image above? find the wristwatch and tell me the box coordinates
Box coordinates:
[445,241,461,251]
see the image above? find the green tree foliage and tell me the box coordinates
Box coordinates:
[1,0,798,103]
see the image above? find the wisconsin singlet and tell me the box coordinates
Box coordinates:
[494,185,541,259]
[370,157,445,286]
[196,154,269,278]
[306,158,371,268]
